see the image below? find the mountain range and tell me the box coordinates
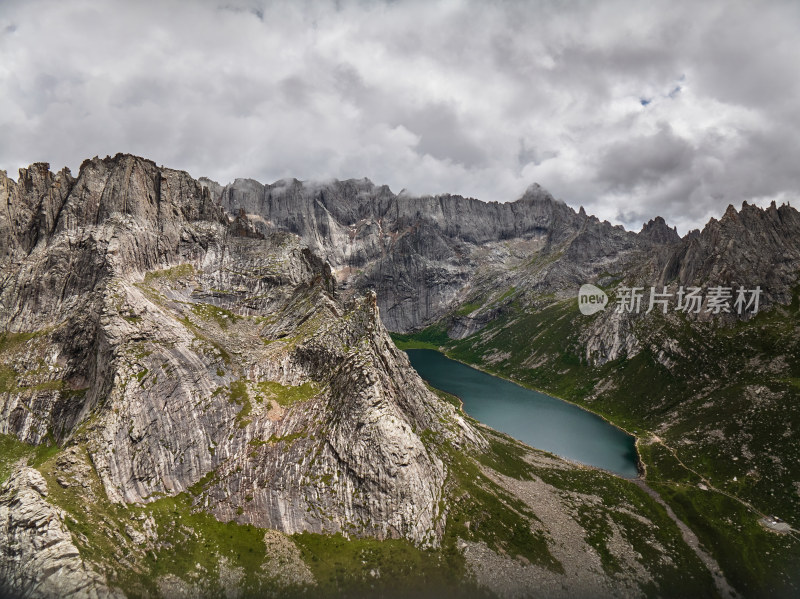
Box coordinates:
[1,153,798,598]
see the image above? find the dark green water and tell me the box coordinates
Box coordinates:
[406,349,640,478]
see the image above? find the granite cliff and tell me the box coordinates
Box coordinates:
[216,177,686,333]
[0,155,469,596]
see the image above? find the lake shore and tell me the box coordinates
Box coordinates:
[402,347,645,480]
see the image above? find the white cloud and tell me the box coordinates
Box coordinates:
[1,0,799,234]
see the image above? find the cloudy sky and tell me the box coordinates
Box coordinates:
[1,0,798,233]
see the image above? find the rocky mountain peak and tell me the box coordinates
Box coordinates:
[519,182,562,206]
[721,203,739,222]
[660,199,800,307]
[640,215,680,245]
[1,154,474,559]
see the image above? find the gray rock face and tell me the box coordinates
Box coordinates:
[661,201,800,304]
[215,177,694,332]
[0,467,123,599]
[214,173,800,356]
[0,154,227,445]
[640,216,680,246]
[0,154,480,594]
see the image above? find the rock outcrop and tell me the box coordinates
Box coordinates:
[1,155,480,595]
[661,201,800,304]
[0,467,123,599]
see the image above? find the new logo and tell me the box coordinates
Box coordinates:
[578,284,608,315]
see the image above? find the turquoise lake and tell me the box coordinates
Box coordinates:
[406,349,640,478]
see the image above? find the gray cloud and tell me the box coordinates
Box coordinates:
[1,0,799,233]
[597,125,693,192]
[393,103,487,168]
